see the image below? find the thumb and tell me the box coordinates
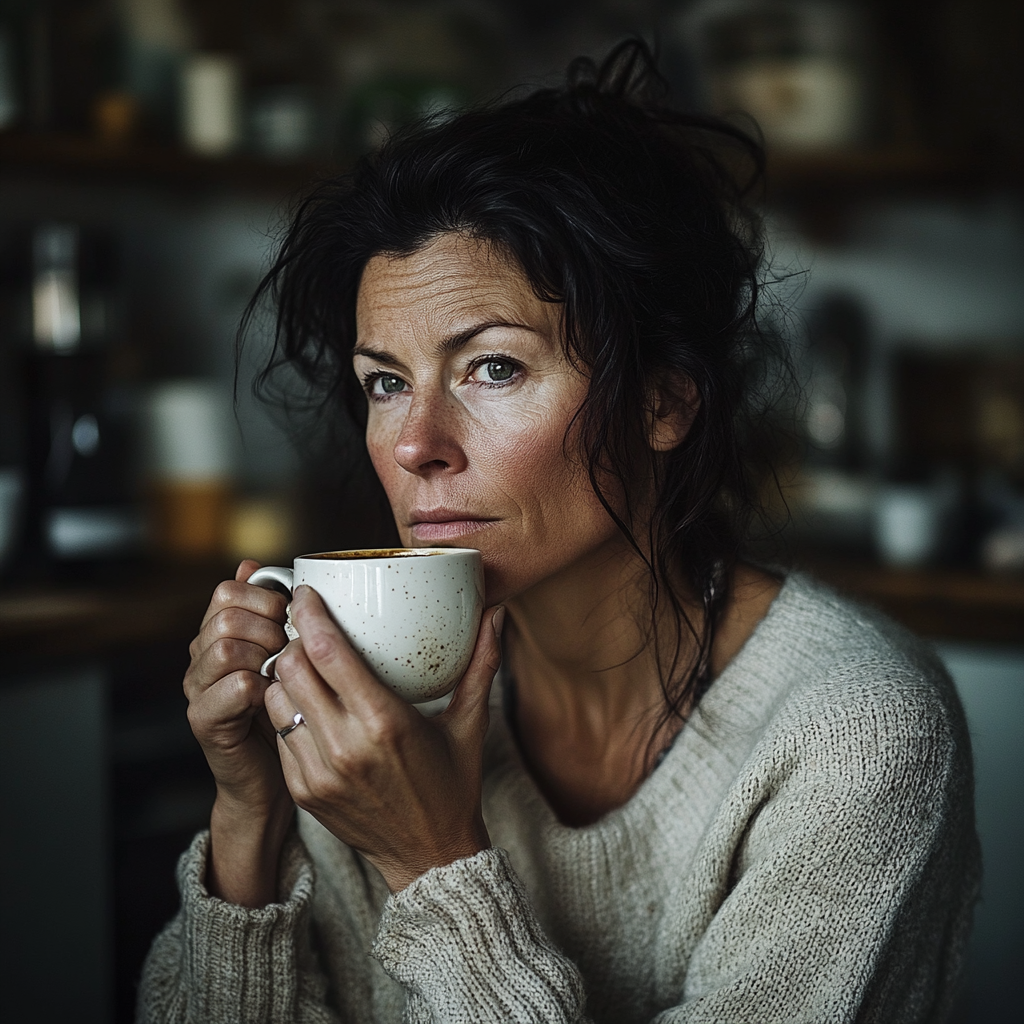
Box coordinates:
[442,606,505,740]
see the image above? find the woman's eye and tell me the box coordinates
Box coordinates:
[485,360,515,382]
[374,375,407,395]
[472,359,519,385]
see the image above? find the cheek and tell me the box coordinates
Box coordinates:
[471,398,579,493]
[477,402,611,552]
[365,417,401,492]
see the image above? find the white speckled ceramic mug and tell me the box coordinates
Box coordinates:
[248,548,484,703]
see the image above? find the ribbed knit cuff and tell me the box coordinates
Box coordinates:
[174,829,316,1022]
[371,848,584,1022]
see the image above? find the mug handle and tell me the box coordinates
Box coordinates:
[247,565,297,679]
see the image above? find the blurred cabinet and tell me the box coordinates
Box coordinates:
[0,665,111,1024]
[938,643,1024,1024]
[0,564,223,1024]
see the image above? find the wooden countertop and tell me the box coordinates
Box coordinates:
[1,557,1021,675]
[798,557,1024,647]
[0,561,231,674]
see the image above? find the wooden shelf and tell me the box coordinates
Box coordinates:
[801,556,1024,646]
[1,131,1017,203]
[765,148,1003,202]
[0,131,339,198]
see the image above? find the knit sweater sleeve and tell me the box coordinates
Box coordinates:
[136,829,340,1024]
[372,847,589,1022]
[370,657,978,1024]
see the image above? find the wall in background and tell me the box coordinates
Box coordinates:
[938,641,1024,1024]
[770,195,1024,462]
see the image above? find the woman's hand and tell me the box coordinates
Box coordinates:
[184,559,294,906]
[265,584,505,892]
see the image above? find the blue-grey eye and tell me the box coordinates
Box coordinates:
[486,361,514,382]
[380,375,405,394]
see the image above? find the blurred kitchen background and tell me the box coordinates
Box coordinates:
[0,1,1020,1021]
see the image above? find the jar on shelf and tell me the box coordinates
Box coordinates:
[684,0,874,151]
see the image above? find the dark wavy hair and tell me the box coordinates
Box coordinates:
[244,39,789,747]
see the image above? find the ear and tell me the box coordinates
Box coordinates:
[648,376,700,452]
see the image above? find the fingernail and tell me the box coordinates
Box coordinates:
[294,585,310,597]
[492,606,506,639]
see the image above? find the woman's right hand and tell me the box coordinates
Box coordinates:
[184,559,294,906]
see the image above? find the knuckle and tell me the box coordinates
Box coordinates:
[227,670,261,705]
[211,580,240,609]
[322,731,350,769]
[275,644,303,678]
[364,710,402,747]
[302,630,335,663]
[209,606,243,640]
[209,636,246,672]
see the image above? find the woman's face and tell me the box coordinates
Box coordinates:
[353,233,622,604]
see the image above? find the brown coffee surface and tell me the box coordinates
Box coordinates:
[302,548,442,559]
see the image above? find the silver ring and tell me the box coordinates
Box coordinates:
[277,712,305,738]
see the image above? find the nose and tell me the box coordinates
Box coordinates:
[392,390,468,476]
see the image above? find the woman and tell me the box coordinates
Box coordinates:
[140,43,978,1023]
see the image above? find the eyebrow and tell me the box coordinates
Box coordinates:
[352,320,538,364]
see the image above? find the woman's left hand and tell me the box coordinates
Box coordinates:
[264,584,504,892]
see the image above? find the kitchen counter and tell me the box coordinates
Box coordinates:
[1,556,1022,673]
[0,560,232,674]
[801,556,1024,646]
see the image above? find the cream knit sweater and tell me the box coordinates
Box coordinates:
[138,574,980,1023]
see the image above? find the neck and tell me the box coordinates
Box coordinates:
[505,536,697,744]
[501,543,783,826]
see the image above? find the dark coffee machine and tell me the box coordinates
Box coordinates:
[17,223,141,576]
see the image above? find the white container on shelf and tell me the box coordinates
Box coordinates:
[181,53,242,156]
[145,380,236,556]
[147,379,235,482]
[682,0,872,151]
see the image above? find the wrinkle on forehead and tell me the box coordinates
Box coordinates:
[356,233,558,342]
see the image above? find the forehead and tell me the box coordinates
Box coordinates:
[355,233,555,336]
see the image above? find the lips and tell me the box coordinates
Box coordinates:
[408,508,499,542]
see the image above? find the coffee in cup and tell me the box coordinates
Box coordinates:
[248,548,484,703]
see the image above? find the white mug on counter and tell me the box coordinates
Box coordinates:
[248,547,484,704]
[873,485,943,567]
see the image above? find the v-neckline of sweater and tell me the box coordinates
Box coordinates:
[486,573,804,837]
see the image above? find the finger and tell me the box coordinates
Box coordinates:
[275,721,316,808]
[288,585,394,715]
[236,558,261,583]
[442,606,504,740]
[187,669,270,735]
[185,637,272,701]
[264,678,303,733]
[274,639,363,763]
[265,678,320,771]
[195,606,288,664]
[199,573,288,631]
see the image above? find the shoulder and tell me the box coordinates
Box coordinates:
[746,573,971,799]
